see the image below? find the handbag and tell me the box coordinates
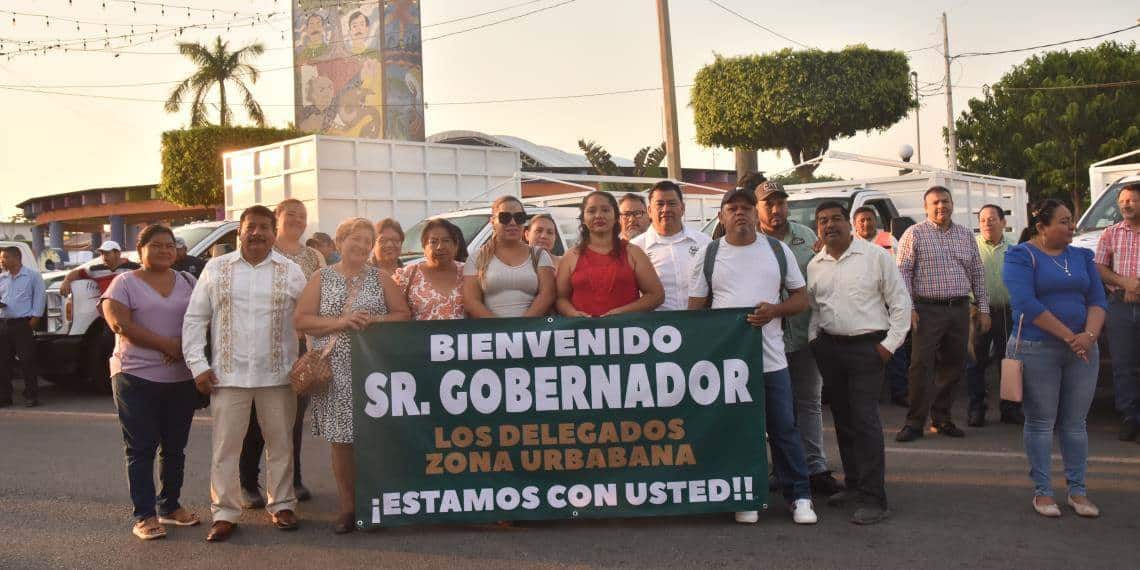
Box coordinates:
[1000,314,1025,403]
[289,273,364,396]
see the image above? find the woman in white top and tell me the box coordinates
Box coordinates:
[462,196,555,318]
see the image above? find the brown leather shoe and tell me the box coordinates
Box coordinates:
[272,509,299,531]
[205,521,236,542]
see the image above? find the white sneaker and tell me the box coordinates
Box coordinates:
[734,510,759,524]
[792,499,818,525]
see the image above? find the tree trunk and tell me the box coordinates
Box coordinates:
[1070,186,1084,219]
[734,149,757,183]
[218,80,227,127]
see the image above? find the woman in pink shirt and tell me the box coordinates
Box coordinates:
[102,225,201,540]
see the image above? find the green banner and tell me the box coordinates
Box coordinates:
[351,309,767,528]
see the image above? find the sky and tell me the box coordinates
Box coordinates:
[1,0,1137,219]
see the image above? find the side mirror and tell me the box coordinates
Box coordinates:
[891,216,916,240]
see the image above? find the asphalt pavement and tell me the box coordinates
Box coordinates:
[1,379,1138,570]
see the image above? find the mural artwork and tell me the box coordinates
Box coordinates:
[293,0,424,141]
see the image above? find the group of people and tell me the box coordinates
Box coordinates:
[6,177,1139,542]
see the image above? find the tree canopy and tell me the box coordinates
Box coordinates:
[164,36,267,128]
[691,46,914,179]
[955,41,1140,211]
[159,126,300,207]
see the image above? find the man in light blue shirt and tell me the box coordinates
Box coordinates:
[0,246,46,407]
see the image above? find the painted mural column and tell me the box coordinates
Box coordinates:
[292,0,423,141]
[48,221,68,263]
[109,215,125,246]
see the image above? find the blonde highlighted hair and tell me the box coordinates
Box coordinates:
[334,217,376,246]
[475,195,537,288]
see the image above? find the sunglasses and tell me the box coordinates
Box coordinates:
[497,212,528,226]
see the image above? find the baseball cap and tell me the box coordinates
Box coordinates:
[756,181,788,202]
[174,237,187,248]
[96,241,122,252]
[720,187,758,207]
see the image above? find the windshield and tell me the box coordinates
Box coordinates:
[700,196,854,235]
[402,214,491,257]
[1076,182,1129,234]
[173,225,221,252]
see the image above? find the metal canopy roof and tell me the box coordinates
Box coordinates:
[427,130,633,170]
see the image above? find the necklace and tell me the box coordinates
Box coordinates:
[1037,241,1070,276]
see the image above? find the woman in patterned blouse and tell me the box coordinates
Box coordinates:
[394,218,467,321]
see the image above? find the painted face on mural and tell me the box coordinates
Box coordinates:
[303,14,325,43]
[309,76,334,110]
[338,88,364,123]
[349,12,370,41]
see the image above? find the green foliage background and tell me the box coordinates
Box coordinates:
[955,41,1140,210]
[159,126,301,206]
[691,46,914,178]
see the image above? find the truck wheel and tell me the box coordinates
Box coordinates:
[83,327,114,394]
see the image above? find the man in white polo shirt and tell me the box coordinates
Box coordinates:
[630,180,711,310]
[689,188,818,526]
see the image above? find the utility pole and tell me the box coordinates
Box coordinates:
[656,0,683,181]
[942,12,958,170]
[912,71,922,164]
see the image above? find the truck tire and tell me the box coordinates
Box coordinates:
[83,324,115,394]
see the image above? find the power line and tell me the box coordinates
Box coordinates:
[705,0,812,49]
[0,82,695,107]
[423,0,578,41]
[953,23,1140,59]
[423,0,548,29]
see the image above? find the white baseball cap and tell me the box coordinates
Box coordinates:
[97,241,122,252]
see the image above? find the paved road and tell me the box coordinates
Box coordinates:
[2,380,1138,569]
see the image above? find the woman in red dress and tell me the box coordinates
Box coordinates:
[555,191,664,317]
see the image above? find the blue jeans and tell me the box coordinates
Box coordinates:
[1105,298,1140,423]
[765,368,811,502]
[787,349,828,475]
[1012,337,1099,497]
[112,373,198,521]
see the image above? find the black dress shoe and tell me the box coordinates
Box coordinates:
[240,487,266,509]
[1120,418,1140,442]
[931,421,965,438]
[294,484,312,502]
[810,471,845,496]
[1000,408,1025,425]
[895,426,924,442]
[851,505,890,525]
[967,408,986,427]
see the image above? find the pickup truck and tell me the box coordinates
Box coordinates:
[35,220,238,392]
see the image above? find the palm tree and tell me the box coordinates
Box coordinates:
[164,36,266,127]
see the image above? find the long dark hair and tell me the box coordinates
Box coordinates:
[577,191,622,257]
[137,224,175,251]
[1018,199,1068,244]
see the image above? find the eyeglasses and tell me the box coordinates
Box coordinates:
[619,211,646,219]
[377,238,403,247]
[426,238,456,248]
[497,212,528,226]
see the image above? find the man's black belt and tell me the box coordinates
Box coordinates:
[914,296,969,307]
[820,330,888,344]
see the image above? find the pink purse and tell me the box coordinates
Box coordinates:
[1000,315,1025,403]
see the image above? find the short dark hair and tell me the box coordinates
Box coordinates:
[375,218,404,242]
[815,201,850,220]
[310,232,334,246]
[1119,183,1140,198]
[923,185,952,203]
[305,238,320,248]
[736,172,767,193]
[239,205,277,231]
[137,224,175,251]
[421,218,468,263]
[619,193,647,209]
[978,204,1005,220]
[852,206,876,219]
[648,181,683,202]
[1,246,21,259]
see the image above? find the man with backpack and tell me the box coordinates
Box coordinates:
[688,188,818,526]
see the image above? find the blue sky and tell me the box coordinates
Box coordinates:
[1,0,1136,218]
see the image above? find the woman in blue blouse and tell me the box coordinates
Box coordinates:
[1004,199,1107,519]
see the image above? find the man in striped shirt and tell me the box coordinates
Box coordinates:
[1095,182,1140,442]
[894,186,990,442]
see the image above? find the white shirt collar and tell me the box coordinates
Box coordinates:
[642,226,701,248]
[813,234,868,263]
